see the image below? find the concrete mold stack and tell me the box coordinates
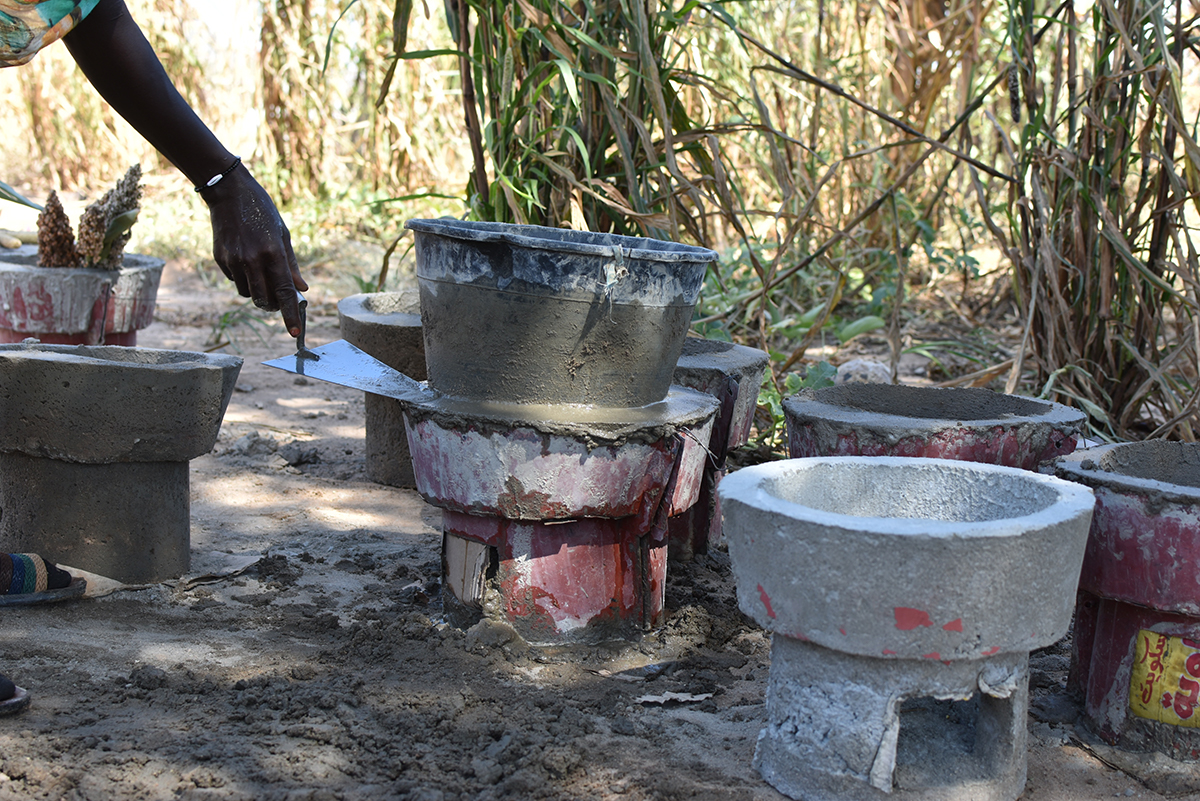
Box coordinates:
[720,456,1096,801]
[717,381,1097,800]
[0,343,242,583]
[1056,442,1200,784]
[401,219,722,645]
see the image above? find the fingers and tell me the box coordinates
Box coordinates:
[204,165,309,337]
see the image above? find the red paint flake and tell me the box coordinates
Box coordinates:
[942,618,963,632]
[922,652,941,660]
[894,607,933,630]
[839,627,847,636]
[882,649,897,655]
[982,646,1001,656]
[757,584,776,619]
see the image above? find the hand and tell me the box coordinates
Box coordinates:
[199,163,309,338]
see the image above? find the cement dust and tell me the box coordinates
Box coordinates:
[0,259,1172,800]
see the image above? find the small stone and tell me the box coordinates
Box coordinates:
[130,665,168,690]
[835,358,892,385]
[465,618,519,649]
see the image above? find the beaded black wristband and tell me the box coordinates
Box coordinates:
[194,156,242,193]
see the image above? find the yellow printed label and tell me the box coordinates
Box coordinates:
[1130,630,1200,727]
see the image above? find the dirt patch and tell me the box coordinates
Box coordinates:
[0,259,1172,800]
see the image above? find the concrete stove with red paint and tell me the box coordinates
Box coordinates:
[1057,442,1200,767]
[719,456,1095,801]
[785,384,1086,470]
[0,247,164,346]
[407,387,718,645]
[668,337,768,560]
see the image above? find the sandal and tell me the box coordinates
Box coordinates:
[0,554,85,607]
[0,674,29,717]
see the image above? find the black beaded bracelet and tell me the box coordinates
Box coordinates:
[194,156,242,192]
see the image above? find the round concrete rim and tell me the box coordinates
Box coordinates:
[403,384,721,441]
[0,342,242,372]
[405,218,718,264]
[720,455,1097,538]
[676,337,770,373]
[0,248,165,274]
[783,386,1086,431]
[1056,442,1200,505]
[337,290,421,322]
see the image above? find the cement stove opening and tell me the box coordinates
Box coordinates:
[893,691,1015,791]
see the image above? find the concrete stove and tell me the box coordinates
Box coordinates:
[720,456,1095,800]
[668,337,768,560]
[399,219,721,645]
[0,343,241,582]
[337,290,425,488]
[785,384,1085,469]
[1057,442,1200,773]
[406,388,718,644]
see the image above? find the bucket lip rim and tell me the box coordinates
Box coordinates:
[719,455,1096,536]
[1056,441,1200,501]
[0,342,244,370]
[782,387,1087,429]
[405,218,719,263]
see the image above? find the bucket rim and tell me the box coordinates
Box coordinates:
[405,218,718,264]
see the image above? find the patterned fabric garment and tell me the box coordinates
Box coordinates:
[0,0,100,66]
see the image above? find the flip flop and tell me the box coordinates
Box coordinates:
[0,676,29,717]
[0,554,85,607]
[0,576,86,607]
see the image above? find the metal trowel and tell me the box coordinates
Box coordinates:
[262,292,430,404]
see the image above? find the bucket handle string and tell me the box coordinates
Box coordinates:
[601,245,629,319]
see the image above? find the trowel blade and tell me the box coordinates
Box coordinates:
[263,339,429,404]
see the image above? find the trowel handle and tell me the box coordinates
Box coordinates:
[295,290,308,350]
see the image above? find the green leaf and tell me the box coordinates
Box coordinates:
[0,180,43,211]
[554,59,581,108]
[837,315,886,342]
[96,208,139,262]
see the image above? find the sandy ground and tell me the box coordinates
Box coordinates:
[0,259,1189,800]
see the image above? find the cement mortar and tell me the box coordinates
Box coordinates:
[408,219,714,408]
[718,457,1095,659]
[419,278,693,406]
[338,290,426,488]
[402,384,721,449]
[0,343,242,463]
[1057,441,1200,502]
[785,385,1086,470]
[0,452,189,582]
[756,635,1028,801]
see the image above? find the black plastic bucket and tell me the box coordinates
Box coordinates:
[406,219,717,407]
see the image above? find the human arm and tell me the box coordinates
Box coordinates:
[62,0,309,336]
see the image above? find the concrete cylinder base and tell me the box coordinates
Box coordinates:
[1057,442,1200,776]
[668,337,768,560]
[442,513,668,646]
[0,343,241,583]
[338,290,425,488]
[757,635,1029,801]
[407,388,717,644]
[785,384,1086,469]
[0,453,189,583]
